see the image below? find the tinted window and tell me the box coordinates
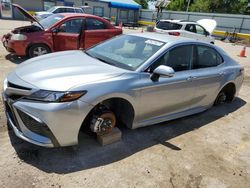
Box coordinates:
[58,19,83,33]
[196,25,205,35]
[193,45,223,69]
[150,45,193,72]
[53,8,64,13]
[75,8,83,13]
[65,8,75,13]
[86,18,106,30]
[185,24,196,33]
[156,21,182,30]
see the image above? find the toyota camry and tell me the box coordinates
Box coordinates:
[2,33,244,147]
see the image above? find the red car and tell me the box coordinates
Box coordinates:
[2,4,122,57]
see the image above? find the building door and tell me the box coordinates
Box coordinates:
[120,9,128,24]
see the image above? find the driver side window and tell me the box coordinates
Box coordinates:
[149,45,193,72]
[58,19,84,34]
[195,25,206,35]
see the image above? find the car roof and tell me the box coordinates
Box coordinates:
[128,32,196,44]
[159,19,197,25]
[58,13,102,19]
[53,6,82,9]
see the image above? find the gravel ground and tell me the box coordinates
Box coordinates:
[0,20,250,188]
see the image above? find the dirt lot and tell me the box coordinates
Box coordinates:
[0,20,250,188]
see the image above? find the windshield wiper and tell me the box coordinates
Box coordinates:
[85,51,116,66]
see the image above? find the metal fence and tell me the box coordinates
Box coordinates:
[139,9,250,34]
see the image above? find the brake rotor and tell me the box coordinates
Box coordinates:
[90,112,116,136]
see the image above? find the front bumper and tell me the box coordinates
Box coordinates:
[3,93,93,147]
[2,35,28,56]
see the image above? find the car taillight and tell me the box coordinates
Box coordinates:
[168,32,180,36]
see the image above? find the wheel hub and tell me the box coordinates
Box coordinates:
[33,47,48,56]
[90,112,116,135]
[217,92,227,104]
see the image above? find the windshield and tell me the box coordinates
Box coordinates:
[47,7,57,13]
[86,35,165,71]
[38,14,64,29]
[156,21,182,30]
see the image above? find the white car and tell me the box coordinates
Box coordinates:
[34,6,84,20]
[155,19,216,44]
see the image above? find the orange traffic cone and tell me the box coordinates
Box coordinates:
[238,46,247,57]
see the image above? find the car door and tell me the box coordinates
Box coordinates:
[182,24,199,40]
[195,24,210,42]
[190,44,225,107]
[52,18,84,51]
[83,18,113,49]
[138,45,197,124]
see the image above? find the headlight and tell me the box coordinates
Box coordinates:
[25,90,87,102]
[11,34,27,41]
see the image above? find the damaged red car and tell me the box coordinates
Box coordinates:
[2,4,122,58]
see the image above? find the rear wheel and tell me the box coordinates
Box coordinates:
[214,90,227,105]
[28,44,50,58]
[214,84,236,106]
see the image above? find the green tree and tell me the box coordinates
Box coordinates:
[134,0,148,9]
[190,0,248,14]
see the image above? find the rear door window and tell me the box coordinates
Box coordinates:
[156,21,182,30]
[185,24,196,33]
[86,18,106,30]
[193,45,223,69]
[75,8,83,13]
[65,8,75,13]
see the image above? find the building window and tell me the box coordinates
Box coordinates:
[93,6,104,17]
[120,10,128,19]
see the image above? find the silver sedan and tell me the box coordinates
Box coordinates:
[2,33,244,147]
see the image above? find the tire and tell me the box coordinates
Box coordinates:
[214,90,227,106]
[28,44,50,58]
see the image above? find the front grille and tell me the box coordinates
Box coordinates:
[16,109,60,147]
[7,82,31,91]
[6,82,32,101]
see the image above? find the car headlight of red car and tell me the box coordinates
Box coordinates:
[10,34,27,41]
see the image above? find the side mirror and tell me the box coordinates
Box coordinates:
[205,30,210,36]
[151,65,175,81]
[51,28,59,33]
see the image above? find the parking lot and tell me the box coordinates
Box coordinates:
[0,19,250,188]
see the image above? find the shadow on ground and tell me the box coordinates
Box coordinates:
[5,54,27,64]
[8,98,246,174]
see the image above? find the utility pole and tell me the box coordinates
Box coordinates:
[186,0,191,12]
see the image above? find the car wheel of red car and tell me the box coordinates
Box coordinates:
[28,44,51,58]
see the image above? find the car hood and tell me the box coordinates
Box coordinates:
[197,19,217,34]
[13,51,127,91]
[12,4,44,30]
